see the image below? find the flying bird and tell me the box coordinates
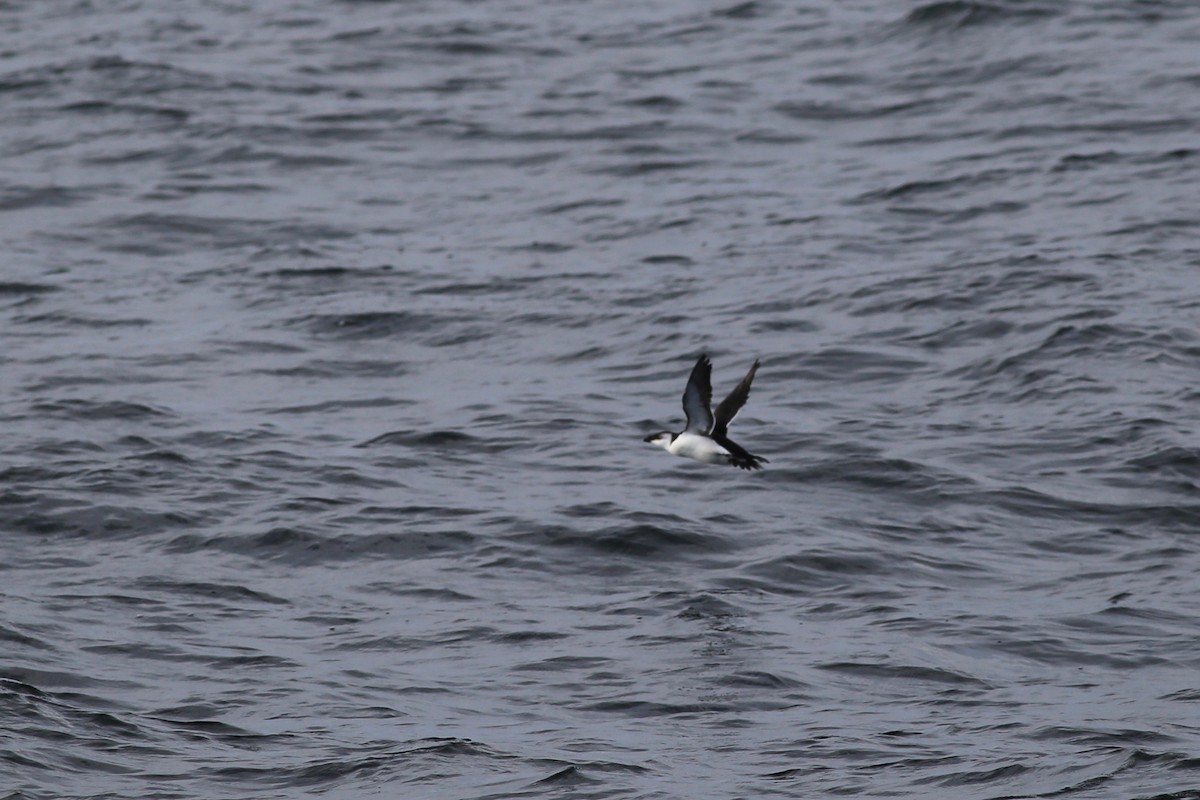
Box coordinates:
[643,355,768,470]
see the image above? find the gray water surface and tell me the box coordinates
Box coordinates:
[3,2,1200,798]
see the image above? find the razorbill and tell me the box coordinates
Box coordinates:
[643,354,768,471]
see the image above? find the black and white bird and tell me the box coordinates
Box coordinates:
[643,354,768,471]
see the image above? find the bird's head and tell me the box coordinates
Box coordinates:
[642,431,674,450]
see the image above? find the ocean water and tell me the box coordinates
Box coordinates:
[3,1,1200,798]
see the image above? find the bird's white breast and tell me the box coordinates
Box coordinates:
[668,432,731,464]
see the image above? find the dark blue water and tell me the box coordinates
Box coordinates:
[3,1,1200,798]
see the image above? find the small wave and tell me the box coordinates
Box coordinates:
[715,671,808,690]
[819,661,989,686]
[6,502,196,539]
[791,348,929,384]
[295,310,444,340]
[774,97,942,121]
[0,622,53,651]
[1128,446,1200,479]
[269,265,399,280]
[168,526,478,565]
[584,699,736,716]
[131,577,290,605]
[738,550,888,593]
[357,430,481,449]
[532,765,602,787]
[514,655,611,672]
[589,159,709,177]
[0,185,99,212]
[80,213,354,256]
[17,311,153,329]
[30,399,171,421]
[265,397,408,416]
[0,281,59,295]
[903,1,1057,31]
[584,522,728,557]
[712,1,765,20]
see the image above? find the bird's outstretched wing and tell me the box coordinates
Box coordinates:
[712,359,759,439]
[682,355,714,434]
